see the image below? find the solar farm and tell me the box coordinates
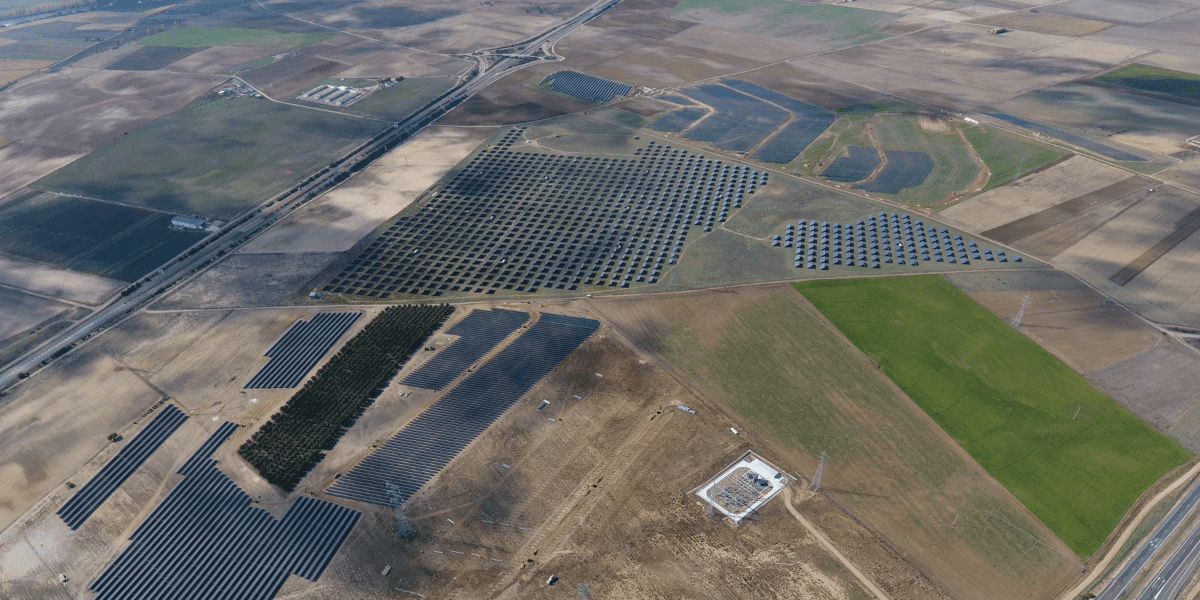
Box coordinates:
[244,311,362,389]
[56,404,187,530]
[327,312,598,507]
[774,212,1021,270]
[401,308,530,391]
[820,146,881,182]
[322,129,767,298]
[89,422,361,600]
[538,70,632,103]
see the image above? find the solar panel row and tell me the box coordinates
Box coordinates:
[401,308,531,391]
[779,212,1021,270]
[324,129,765,298]
[539,70,632,103]
[90,421,360,600]
[245,312,362,389]
[327,313,599,507]
[56,404,188,530]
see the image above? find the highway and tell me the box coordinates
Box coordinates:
[1097,476,1200,600]
[1137,517,1200,600]
[0,0,623,391]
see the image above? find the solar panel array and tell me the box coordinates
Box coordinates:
[90,421,361,600]
[327,313,599,507]
[984,112,1145,162]
[323,130,767,298]
[777,212,1021,270]
[539,70,632,103]
[401,308,530,390]
[245,311,362,388]
[57,404,188,530]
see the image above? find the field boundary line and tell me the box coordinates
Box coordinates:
[1057,459,1200,600]
[782,486,892,600]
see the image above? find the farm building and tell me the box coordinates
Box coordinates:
[171,215,206,230]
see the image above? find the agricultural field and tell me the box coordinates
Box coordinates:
[0,254,122,305]
[36,93,386,219]
[958,122,1069,194]
[591,284,1080,599]
[136,25,337,49]
[668,0,901,49]
[1091,63,1200,105]
[104,45,207,71]
[796,275,1191,556]
[153,252,340,309]
[0,193,207,282]
[0,286,68,342]
[968,11,1113,37]
[0,58,54,86]
[335,76,455,121]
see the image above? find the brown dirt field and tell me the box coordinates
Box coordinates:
[0,58,50,86]
[277,311,893,600]
[0,142,84,202]
[0,254,122,306]
[738,61,871,110]
[239,125,494,255]
[983,175,1153,248]
[1117,223,1200,328]
[968,287,1160,372]
[441,69,593,126]
[1111,206,1200,285]
[1089,340,1200,433]
[586,0,695,41]
[1157,159,1200,194]
[0,67,223,150]
[304,37,466,79]
[662,24,817,63]
[165,44,277,74]
[585,40,769,89]
[939,156,1132,232]
[968,12,1114,36]
[239,53,350,98]
[588,285,1080,600]
[0,286,69,342]
[152,252,341,309]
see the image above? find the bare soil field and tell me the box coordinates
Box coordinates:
[0,142,84,202]
[0,67,223,150]
[153,252,341,309]
[1090,341,1200,433]
[661,23,814,63]
[1041,0,1193,26]
[240,125,494,255]
[164,44,277,73]
[939,155,1131,232]
[303,36,466,79]
[240,53,350,98]
[441,68,593,125]
[588,284,1080,599]
[0,58,51,86]
[968,12,1113,36]
[738,61,870,110]
[0,286,69,342]
[1158,159,1200,193]
[1117,223,1200,328]
[0,254,122,306]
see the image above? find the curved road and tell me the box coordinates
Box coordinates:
[0,0,624,391]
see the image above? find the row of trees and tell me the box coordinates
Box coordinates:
[238,304,454,490]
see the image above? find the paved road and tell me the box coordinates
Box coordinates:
[1137,517,1200,600]
[0,0,623,391]
[1098,477,1200,600]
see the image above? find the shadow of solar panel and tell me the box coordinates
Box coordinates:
[984,112,1144,162]
[853,150,934,194]
[648,107,709,132]
[56,404,187,530]
[821,146,881,182]
[327,313,599,507]
[539,70,632,103]
[680,84,788,152]
[90,421,360,600]
[401,308,530,390]
[246,312,362,389]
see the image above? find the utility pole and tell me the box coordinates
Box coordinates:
[811,451,827,491]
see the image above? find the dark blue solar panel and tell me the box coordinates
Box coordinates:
[401,308,530,390]
[56,404,187,530]
[245,312,362,388]
[89,421,360,600]
[539,70,632,103]
[327,313,599,507]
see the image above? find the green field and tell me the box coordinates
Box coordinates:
[870,113,979,204]
[797,99,921,173]
[1093,63,1200,104]
[958,123,1068,193]
[0,193,205,281]
[338,77,456,121]
[138,26,337,49]
[795,276,1191,556]
[669,0,897,47]
[37,95,385,219]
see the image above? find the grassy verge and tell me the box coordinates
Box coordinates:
[959,122,1069,193]
[795,275,1191,556]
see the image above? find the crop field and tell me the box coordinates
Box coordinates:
[865,114,978,203]
[0,286,68,342]
[592,285,1080,599]
[796,276,1191,556]
[338,76,455,121]
[0,193,206,281]
[968,12,1113,37]
[239,55,350,99]
[1092,63,1200,105]
[105,45,207,71]
[669,0,900,49]
[137,26,338,49]
[958,122,1069,193]
[36,94,385,219]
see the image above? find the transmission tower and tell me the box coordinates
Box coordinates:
[385,482,415,541]
[811,451,827,491]
[1011,293,1031,329]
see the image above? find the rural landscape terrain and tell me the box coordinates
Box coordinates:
[1,0,1200,598]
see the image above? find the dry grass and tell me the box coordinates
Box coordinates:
[0,143,85,203]
[968,12,1113,37]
